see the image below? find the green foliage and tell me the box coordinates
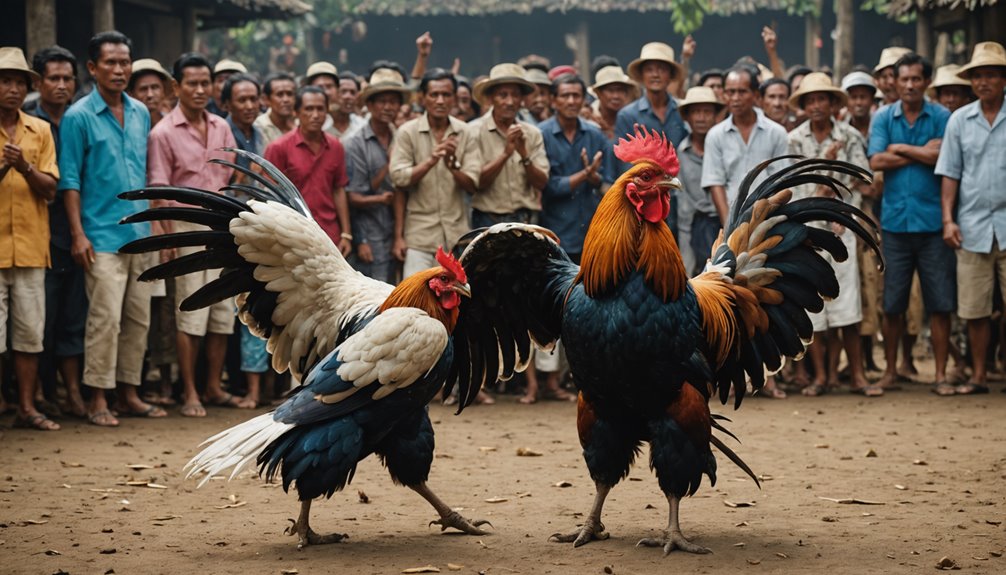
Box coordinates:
[670,0,709,35]
[861,0,917,22]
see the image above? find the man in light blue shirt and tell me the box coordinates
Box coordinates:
[59,31,158,426]
[936,41,1006,394]
[867,52,953,394]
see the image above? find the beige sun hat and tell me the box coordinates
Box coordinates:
[789,72,847,109]
[473,63,534,104]
[840,70,876,93]
[957,41,1006,78]
[678,86,725,114]
[627,42,684,83]
[590,65,639,99]
[874,47,912,74]
[213,58,247,76]
[0,47,40,83]
[132,58,170,81]
[524,68,551,87]
[359,67,411,102]
[305,61,338,83]
[927,64,971,98]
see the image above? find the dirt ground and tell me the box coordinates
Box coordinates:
[2,371,1004,575]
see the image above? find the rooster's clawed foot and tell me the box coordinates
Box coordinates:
[285,517,348,549]
[549,517,609,547]
[429,511,493,535]
[636,529,711,555]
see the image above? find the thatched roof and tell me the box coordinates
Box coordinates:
[201,0,312,27]
[885,0,999,17]
[352,0,787,17]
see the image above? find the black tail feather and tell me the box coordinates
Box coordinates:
[120,207,234,230]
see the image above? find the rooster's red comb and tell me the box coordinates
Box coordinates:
[614,124,680,177]
[436,247,467,284]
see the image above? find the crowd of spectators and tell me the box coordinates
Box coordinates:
[1,27,1004,430]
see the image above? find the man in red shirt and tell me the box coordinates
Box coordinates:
[265,86,352,255]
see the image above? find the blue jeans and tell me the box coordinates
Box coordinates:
[881,230,956,314]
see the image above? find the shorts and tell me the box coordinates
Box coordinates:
[534,340,564,372]
[0,267,46,353]
[174,220,235,336]
[240,323,270,373]
[404,249,438,279]
[809,230,862,331]
[956,241,1006,320]
[881,231,956,315]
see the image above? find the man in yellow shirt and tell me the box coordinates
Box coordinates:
[0,47,59,430]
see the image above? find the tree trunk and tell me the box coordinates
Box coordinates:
[574,20,590,80]
[916,10,933,60]
[804,8,820,69]
[93,0,114,33]
[27,0,57,62]
[182,4,198,52]
[833,0,854,79]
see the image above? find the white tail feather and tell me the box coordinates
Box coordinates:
[184,412,294,487]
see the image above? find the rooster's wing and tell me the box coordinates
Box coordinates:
[688,157,883,408]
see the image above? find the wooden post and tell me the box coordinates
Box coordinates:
[804,5,821,69]
[26,0,57,59]
[93,0,114,32]
[182,4,197,52]
[915,10,933,60]
[574,20,590,80]
[833,0,854,79]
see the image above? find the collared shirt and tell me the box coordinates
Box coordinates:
[58,90,150,253]
[254,110,294,148]
[676,135,715,233]
[788,120,869,207]
[264,128,348,244]
[344,121,395,246]
[935,99,1006,253]
[613,92,688,173]
[148,107,236,206]
[469,115,549,214]
[226,115,264,171]
[324,113,367,140]
[867,100,949,233]
[0,111,58,268]
[26,103,71,256]
[389,113,480,253]
[537,116,612,255]
[701,108,789,217]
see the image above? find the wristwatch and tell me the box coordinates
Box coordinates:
[519,156,531,166]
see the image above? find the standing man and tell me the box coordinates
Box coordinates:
[255,72,297,147]
[330,73,367,140]
[470,63,549,228]
[208,58,246,118]
[702,64,789,226]
[522,73,611,405]
[874,47,912,106]
[265,86,353,256]
[60,31,157,427]
[344,68,410,283]
[675,87,724,276]
[27,46,88,419]
[390,68,479,277]
[127,59,171,126]
[590,65,635,143]
[147,53,238,417]
[522,67,553,124]
[0,47,60,430]
[841,71,877,140]
[788,73,877,397]
[223,73,264,165]
[868,53,954,394]
[937,42,1006,396]
[928,65,974,113]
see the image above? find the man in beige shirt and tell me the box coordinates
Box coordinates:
[390,69,480,277]
[254,72,297,147]
[469,63,549,228]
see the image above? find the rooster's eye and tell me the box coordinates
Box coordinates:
[641,172,652,182]
[439,274,448,281]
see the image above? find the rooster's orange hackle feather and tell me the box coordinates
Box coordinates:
[380,268,459,332]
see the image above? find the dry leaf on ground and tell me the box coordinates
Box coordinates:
[402,566,440,573]
[516,447,543,457]
[724,500,756,508]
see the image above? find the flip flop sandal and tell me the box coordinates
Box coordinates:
[87,410,120,427]
[954,383,990,395]
[931,383,957,396]
[13,413,60,431]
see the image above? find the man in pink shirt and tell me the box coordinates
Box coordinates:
[265,86,353,255]
[147,53,238,417]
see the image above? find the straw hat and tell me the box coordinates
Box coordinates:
[359,67,411,102]
[305,61,338,83]
[840,70,876,93]
[627,42,684,83]
[0,47,39,83]
[132,58,170,82]
[927,64,971,98]
[524,67,551,87]
[957,41,1006,78]
[213,58,247,76]
[678,86,724,114]
[591,65,637,94]
[874,47,912,73]
[789,72,847,109]
[473,63,534,104]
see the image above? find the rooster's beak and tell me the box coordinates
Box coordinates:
[659,176,682,191]
[453,282,472,299]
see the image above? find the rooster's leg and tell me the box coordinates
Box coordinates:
[411,482,492,535]
[549,482,611,547]
[284,499,349,549]
[637,495,711,555]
